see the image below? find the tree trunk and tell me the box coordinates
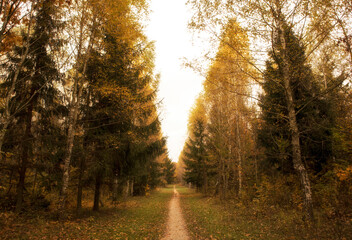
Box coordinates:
[6,169,14,195]
[202,163,208,195]
[236,113,242,198]
[129,179,134,196]
[15,165,26,213]
[61,98,80,208]
[0,10,33,158]
[276,13,314,221]
[15,101,34,213]
[32,168,37,195]
[255,151,258,185]
[220,157,227,200]
[93,173,102,211]
[123,180,130,199]
[0,121,10,158]
[112,171,118,202]
[60,7,97,210]
[76,156,84,212]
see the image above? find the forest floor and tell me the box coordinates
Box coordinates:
[178,186,352,240]
[162,186,190,240]
[0,187,173,240]
[2,186,351,239]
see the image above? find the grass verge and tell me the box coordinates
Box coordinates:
[178,186,351,240]
[0,187,173,240]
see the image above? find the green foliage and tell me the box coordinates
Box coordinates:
[258,22,333,174]
[183,113,208,192]
[0,0,167,213]
[163,157,176,184]
[0,0,65,211]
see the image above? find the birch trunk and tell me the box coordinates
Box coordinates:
[60,85,82,208]
[276,12,314,220]
[60,8,97,209]
[123,180,130,199]
[129,179,134,196]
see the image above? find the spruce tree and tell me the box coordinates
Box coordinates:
[2,0,62,212]
[258,22,333,174]
[163,157,176,184]
[183,116,208,193]
[258,19,333,219]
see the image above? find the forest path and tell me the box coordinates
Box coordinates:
[162,186,190,240]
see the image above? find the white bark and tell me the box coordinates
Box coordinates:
[275,5,314,220]
[60,4,97,209]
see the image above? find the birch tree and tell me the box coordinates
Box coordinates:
[204,19,253,199]
[59,0,98,210]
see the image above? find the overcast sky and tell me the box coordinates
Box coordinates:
[145,0,204,162]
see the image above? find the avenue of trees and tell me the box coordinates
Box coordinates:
[180,0,352,230]
[0,0,175,214]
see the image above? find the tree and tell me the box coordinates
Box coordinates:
[60,0,150,210]
[204,19,253,199]
[310,0,352,70]
[163,157,175,184]
[0,0,64,212]
[0,0,28,51]
[60,0,99,210]
[187,0,350,221]
[0,0,167,214]
[0,2,34,158]
[257,4,335,219]
[183,95,208,194]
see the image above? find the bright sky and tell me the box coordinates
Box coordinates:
[145,0,204,162]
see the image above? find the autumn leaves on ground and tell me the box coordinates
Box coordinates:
[2,186,351,240]
[0,187,172,239]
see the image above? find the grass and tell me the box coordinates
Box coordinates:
[177,186,352,240]
[0,187,174,240]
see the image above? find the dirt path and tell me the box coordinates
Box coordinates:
[162,186,190,240]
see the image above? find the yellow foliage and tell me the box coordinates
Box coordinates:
[336,165,352,182]
[145,184,150,197]
[187,94,207,134]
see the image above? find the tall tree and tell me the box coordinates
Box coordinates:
[2,0,63,212]
[163,157,175,184]
[60,0,99,209]
[0,2,35,158]
[258,5,330,220]
[187,0,350,221]
[203,19,253,199]
[183,95,208,194]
